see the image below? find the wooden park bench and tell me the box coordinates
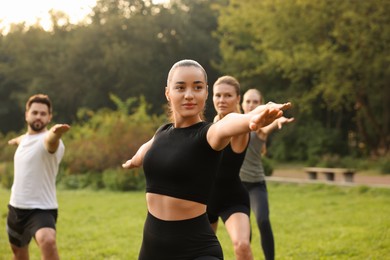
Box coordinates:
[304,167,356,183]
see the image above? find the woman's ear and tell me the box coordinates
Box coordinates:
[165,86,170,102]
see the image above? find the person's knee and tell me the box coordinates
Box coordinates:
[36,232,57,251]
[233,239,251,256]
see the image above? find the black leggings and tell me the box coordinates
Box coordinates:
[242,181,274,260]
[139,212,223,260]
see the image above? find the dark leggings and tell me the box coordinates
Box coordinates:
[242,181,274,260]
[194,257,221,260]
[139,212,223,260]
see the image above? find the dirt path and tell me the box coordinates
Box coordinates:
[269,168,390,188]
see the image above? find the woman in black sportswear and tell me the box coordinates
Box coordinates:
[207,75,253,260]
[122,59,291,260]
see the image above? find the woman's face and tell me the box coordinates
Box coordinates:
[242,90,262,114]
[213,83,240,117]
[165,66,208,122]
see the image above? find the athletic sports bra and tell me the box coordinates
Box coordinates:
[143,122,222,204]
[214,141,248,185]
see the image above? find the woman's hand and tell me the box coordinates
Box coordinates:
[276,116,295,129]
[249,108,283,131]
[122,159,136,169]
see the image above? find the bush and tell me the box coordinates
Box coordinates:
[269,120,348,162]
[58,171,104,190]
[62,96,165,175]
[59,174,91,190]
[0,162,13,189]
[0,132,21,162]
[379,157,390,174]
[102,167,145,191]
[262,156,274,176]
[315,154,343,168]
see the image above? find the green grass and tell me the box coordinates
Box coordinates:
[1,183,390,259]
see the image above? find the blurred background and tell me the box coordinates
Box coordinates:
[0,0,388,190]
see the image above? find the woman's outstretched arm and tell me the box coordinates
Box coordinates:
[122,137,154,169]
[207,103,291,151]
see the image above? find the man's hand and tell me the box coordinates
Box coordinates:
[8,134,25,146]
[50,124,71,135]
[45,124,71,153]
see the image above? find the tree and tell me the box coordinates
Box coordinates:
[0,0,223,134]
[216,0,389,157]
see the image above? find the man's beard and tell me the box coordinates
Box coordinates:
[29,120,47,132]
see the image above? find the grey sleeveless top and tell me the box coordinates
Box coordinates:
[239,131,266,182]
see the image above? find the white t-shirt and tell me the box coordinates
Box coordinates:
[9,132,65,209]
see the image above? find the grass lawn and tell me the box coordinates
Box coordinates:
[1,183,390,259]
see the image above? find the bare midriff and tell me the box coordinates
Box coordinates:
[146,193,206,221]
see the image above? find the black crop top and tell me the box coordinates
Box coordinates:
[143,122,222,204]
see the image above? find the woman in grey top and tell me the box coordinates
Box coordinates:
[240,89,294,260]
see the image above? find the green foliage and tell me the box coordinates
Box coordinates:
[102,167,145,191]
[0,0,221,133]
[62,95,165,175]
[269,120,348,162]
[1,0,388,172]
[314,154,345,168]
[262,156,274,176]
[0,162,13,189]
[0,95,159,190]
[0,131,21,162]
[58,172,102,190]
[57,167,146,192]
[379,157,390,175]
[216,0,390,157]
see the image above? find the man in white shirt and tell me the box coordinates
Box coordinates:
[7,94,70,260]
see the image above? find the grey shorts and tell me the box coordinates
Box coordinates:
[7,204,58,247]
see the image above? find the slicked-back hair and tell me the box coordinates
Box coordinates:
[26,94,52,114]
[167,59,208,86]
[166,59,208,122]
[213,75,241,96]
[245,88,264,105]
[213,75,242,115]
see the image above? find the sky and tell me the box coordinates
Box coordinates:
[0,0,168,33]
[0,0,97,32]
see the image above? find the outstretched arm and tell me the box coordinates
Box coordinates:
[45,124,71,153]
[260,116,295,136]
[230,132,250,154]
[122,137,154,169]
[214,113,250,153]
[8,134,26,146]
[256,116,295,156]
[207,105,289,151]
